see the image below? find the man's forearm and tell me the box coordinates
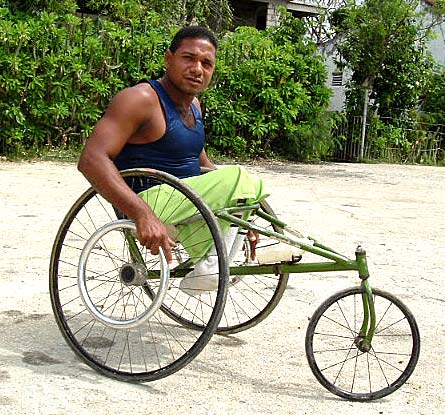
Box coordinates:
[78,152,153,221]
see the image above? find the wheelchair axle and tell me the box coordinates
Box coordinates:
[119,263,148,286]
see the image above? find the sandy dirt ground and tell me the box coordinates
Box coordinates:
[0,160,444,415]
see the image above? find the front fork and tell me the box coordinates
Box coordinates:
[355,246,376,352]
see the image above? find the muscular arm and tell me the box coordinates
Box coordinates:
[78,87,175,260]
[199,148,215,170]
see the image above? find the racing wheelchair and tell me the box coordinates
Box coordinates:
[49,168,420,401]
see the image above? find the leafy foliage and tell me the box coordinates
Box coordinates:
[3,0,77,14]
[0,5,169,155]
[0,3,332,161]
[328,0,445,163]
[363,110,443,164]
[421,65,445,126]
[203,10,332,159]
[331,0,442,117]
[77,0,233,31]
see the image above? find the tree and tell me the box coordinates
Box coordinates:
[78,0,233,31]
[2,0,77,13]
[331,0,445,118]
[203,10,332,159]
[3,1,233,31]
[306,0,347,44]
[421,65,445,125]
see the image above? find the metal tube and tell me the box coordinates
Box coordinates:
[360,88,369,159]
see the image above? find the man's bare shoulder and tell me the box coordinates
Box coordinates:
[112,83,157,107]
[106,82,158,122]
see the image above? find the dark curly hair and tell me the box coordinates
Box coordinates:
[169,26,218,53]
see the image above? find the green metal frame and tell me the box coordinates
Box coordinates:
[126,202,377,347]
[215,203,376,348]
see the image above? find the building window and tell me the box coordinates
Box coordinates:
[255,6,267,30]
[332,72,343,87]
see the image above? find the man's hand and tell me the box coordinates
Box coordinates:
[134,213,176,263]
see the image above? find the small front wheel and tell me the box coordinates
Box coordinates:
[305,287,420,401]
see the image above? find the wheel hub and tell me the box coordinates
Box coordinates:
[354,335,371,352]
[119,263,147,286]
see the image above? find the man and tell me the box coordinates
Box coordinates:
[78,26,221,263]
[78,26,298,295]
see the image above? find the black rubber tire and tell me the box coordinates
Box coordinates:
[157,199,289,335]
[49,169,228,382]
[305,287,420,401]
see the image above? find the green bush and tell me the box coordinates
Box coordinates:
[203,12,332,160]
[0,5,332,161]
[358,110,443,164]
[421,65,445,126]
[0,6,169,155]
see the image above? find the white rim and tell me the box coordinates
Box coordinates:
[77,219,169,329]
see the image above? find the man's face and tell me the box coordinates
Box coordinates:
[165,37,216,96]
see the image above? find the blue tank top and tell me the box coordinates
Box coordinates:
[114,79,205,180]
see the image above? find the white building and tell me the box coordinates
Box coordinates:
[231,0,445,111]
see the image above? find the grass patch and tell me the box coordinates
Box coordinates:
[3,145,82,163]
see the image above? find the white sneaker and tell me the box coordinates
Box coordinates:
[178,254,220,296]
[179,226,242,296]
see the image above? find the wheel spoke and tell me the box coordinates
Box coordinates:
[157,199,289,335]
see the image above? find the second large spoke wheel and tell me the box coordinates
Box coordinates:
[159,200,290,334]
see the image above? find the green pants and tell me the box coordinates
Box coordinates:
[138,165,269,262]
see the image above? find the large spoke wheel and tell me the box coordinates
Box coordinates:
[305,287,420,401]
[49,169,228,382]
[158,200,290,334]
